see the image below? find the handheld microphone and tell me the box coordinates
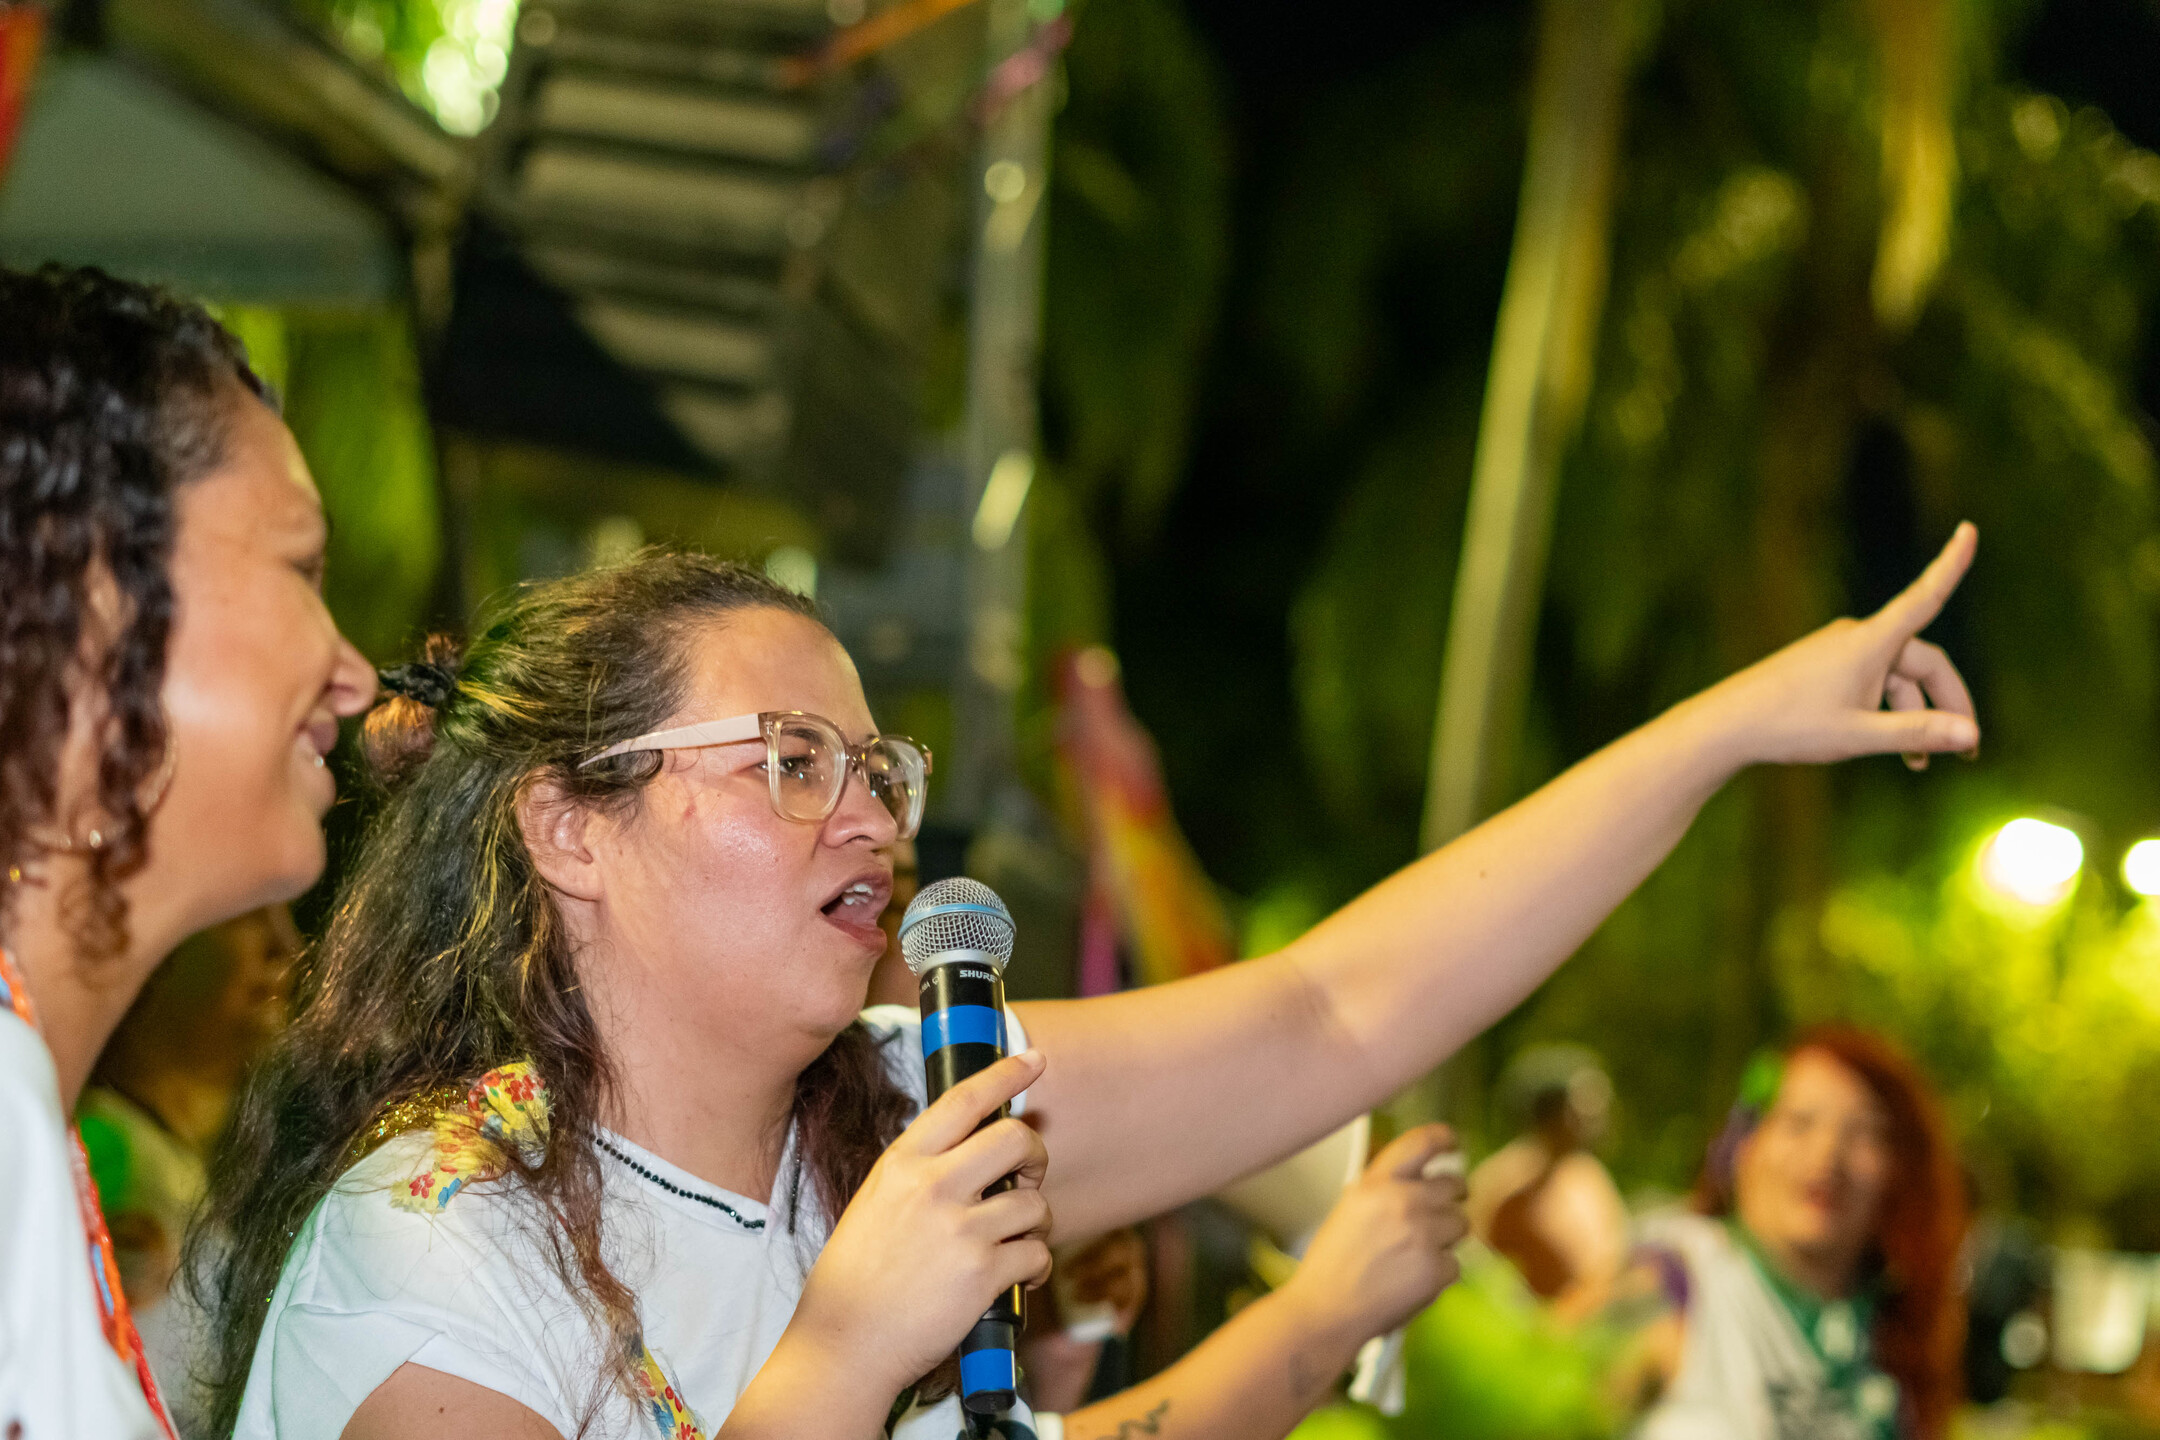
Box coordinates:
[899,878,1023,1416]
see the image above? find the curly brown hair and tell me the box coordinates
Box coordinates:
[0,264,270,959]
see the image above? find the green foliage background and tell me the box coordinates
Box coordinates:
[214,304,442,664]
[220,0,2160,1243]
[1040,0,2160,1242]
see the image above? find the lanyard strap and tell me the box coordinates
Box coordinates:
[0,948,179,1440]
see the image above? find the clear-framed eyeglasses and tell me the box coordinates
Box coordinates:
[581,711,933,840]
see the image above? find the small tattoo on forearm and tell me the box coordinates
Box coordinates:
[1090,1399,1170,1440]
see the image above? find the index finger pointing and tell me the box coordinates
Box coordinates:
[1873,522,1977,641]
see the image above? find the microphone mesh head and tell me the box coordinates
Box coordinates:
[899,877,1015,975]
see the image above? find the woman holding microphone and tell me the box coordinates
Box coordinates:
[199,521,1978,1440]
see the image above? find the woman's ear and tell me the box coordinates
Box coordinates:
[518,778,603,902]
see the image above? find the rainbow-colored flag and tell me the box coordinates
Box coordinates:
[0,5,44,185]
[1055,646,1236,993]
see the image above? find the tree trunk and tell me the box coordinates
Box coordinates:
[1420,0,1639,854]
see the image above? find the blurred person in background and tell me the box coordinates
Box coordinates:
[1013,1123,1468,1439]
[81,905,300,1319]
[1466,1044,1630,1320]
[1024,1228,1149,1412]
[79,902,301,1429]
[1622,1027,1968,1440]
[0,265,375,1438]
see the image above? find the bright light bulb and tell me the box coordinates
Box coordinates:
[1980,818,2084,906]
[2123,839,2160,897]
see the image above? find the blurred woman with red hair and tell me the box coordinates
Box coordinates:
[1626,1027,1967,1440]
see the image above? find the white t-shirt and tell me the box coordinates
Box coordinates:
[232,1006,1054,1440]
[1634,1211,1897,1440]
[0,1009,165,1440]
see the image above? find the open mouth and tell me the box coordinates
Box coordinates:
[820,873,892,928]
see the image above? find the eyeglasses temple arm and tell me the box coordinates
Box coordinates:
[579,713,766,767]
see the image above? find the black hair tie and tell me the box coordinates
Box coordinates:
[378,662,457,710]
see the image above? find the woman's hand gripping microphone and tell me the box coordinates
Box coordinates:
[788,1050,1052,1404]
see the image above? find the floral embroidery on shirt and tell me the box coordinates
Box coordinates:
[389,1062,550,1215]
[375,1064,701,1438]
[630,1335,708,1440]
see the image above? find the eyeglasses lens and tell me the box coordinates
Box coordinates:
[771,720,844,823]
[865,739,927,837]
[767,719,927,837]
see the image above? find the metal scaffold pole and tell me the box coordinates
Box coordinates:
[951,0,1053,826]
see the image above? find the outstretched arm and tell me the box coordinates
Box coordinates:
[1019,526,1979,1242]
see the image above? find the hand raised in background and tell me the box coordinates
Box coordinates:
[1282,1124,1470,1343]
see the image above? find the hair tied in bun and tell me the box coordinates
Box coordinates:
[378,661,458,710]
[364,640,464,789]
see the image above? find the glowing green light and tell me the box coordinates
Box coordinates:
[1980,818,2084,907]
[2123,839,2160,897]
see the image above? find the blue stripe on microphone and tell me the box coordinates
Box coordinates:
[921,1005,1005,1056]
[959,1347,1017,1397]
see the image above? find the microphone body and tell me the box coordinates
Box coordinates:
[917,952,1023,1412]
[918,955,1012,1107]
[899,880,1025,1416]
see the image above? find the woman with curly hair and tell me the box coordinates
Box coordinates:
[196,509,1981,1440]
[0,265,375,1437]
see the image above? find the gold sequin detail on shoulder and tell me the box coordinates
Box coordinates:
[344,1083,469,1170]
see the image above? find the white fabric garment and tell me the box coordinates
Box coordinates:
[1632,1211,1883,1440]
[0,1009,164,1440]
[233,1005,1046,1440]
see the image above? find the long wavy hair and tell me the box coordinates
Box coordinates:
[0,264,269,958]
[190,553,921,1436]
[1694,1026,1968,1440]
